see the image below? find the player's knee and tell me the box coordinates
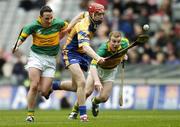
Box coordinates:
[29,78,40,85]
[86,91,92,98]
[29,80,40,92]
[71,86,77,92]
[77,80,86,89]
[41,91,48,97]
[86,90,93,98]
[100,96,108,102]
[30,85,38,92]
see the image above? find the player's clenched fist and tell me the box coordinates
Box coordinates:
[97,57,105,64]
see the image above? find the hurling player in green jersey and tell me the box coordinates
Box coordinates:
[68,31,129,119]
[12,6,79,122]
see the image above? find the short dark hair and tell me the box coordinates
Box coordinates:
[40,6,52,16]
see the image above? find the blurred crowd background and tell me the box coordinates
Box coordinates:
[0,0,180,86]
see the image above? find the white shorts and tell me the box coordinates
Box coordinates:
[97,65,119,83]
[25,50,56,78]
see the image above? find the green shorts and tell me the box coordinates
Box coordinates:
[97,65,119,83]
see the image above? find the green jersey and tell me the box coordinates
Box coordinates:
[91,37,129,69]
[19,17,68,56]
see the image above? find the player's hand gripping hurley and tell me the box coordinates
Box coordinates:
[12,28,23,54]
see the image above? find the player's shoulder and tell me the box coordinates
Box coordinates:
[78,18,89,25]
[75,19,89,31]
[82,11,89,18]
[77,12,89,25]
[28,18,43,28]
[98,42,108,50]
[121,37,129,48]
[53,18,66,25]
[77,11,89,20]
[30,19,39,25]
[24,20,38,29]
[121,37,129,43]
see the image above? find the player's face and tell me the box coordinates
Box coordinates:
[41,12,53,27]
[109,36,121,51]
[92,11,105,24]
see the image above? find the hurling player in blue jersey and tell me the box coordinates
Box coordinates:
[51,2,106,122]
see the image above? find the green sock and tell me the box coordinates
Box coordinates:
[92,97,101,105]
[72,102,79,113]
[27,109,34,116]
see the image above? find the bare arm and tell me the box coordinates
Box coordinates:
[59,12,85,40]
[12,39,24,53]
[90,65,103,92]
[62,12,85,34]
[16,40,24,47]
[83,45,104,64]
[67,12,85,31]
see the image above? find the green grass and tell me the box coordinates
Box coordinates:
[0,110,180,127]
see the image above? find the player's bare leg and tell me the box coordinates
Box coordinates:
[92,82,113,117]
[26,68,41,122]
[46,79,77,100]
[38,77,53,99]
[59,80,77,91]
[68,64,88,122]
[69,74,94,120]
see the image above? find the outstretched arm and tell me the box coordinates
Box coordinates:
[66,12,85,32]
[12,40,24,53]
[12,27,29,53]
[61,12,85,34]
[83,45,105,64]
[89,65,103,92]
[59,12,86,40]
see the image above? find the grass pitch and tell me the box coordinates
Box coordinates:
[0,110,180,127]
